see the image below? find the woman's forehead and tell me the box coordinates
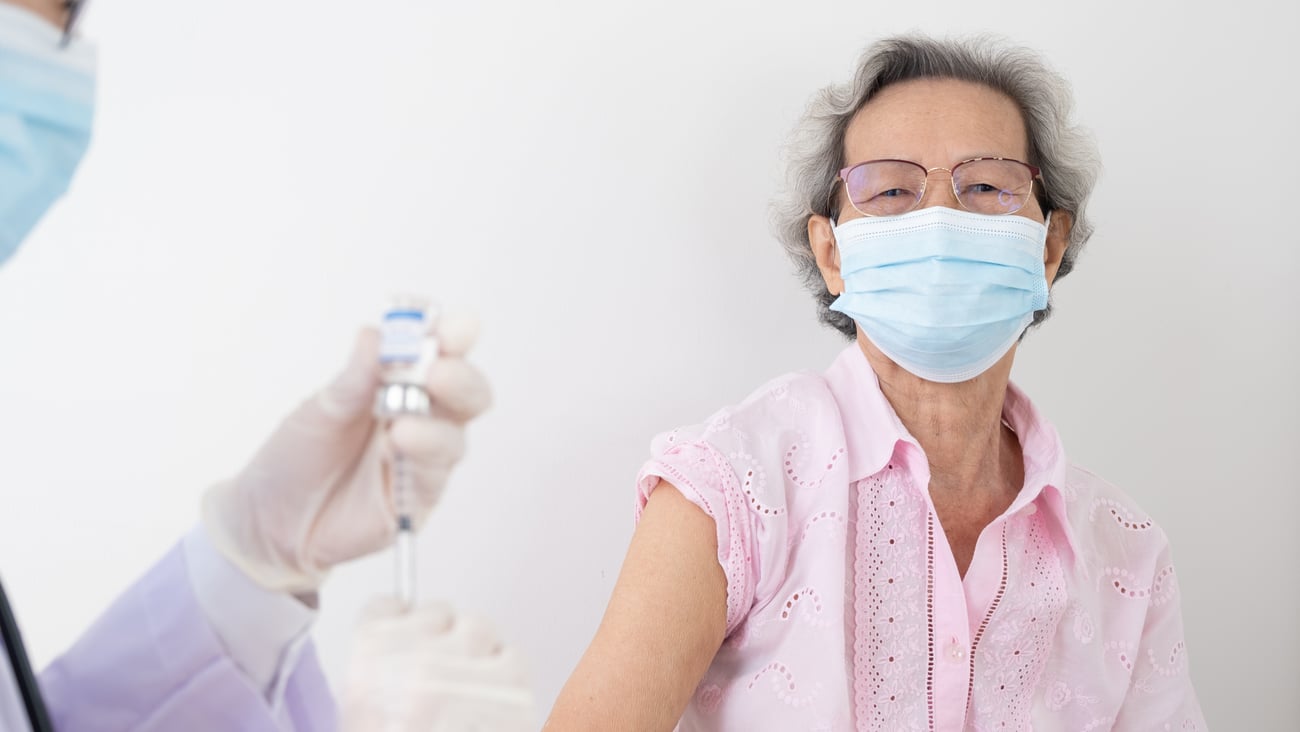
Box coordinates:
[843,78,1029,165]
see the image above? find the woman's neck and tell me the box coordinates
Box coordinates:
[859,336,1023,506]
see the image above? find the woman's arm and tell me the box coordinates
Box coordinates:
[545,483,728,731]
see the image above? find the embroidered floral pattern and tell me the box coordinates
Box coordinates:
[696,683,724,714]
[748,661,821,708]
[969,512,1069,729]
[1069,603,1096,645]
[784,439,846,491]
[730,449,786,517]
[853,469,929,729]
[1134,640,1189,693]
[799,510,847,542]
[1103,565,1177,605]
[1106,640,1137,675]
[1041,678,1100,713]
[1089,497,1153,531]
[779,587,827,626]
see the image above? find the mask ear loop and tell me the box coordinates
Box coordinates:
[823,216,842,296]
[60,0,88,48]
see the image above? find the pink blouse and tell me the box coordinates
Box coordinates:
[635,346,1205,731]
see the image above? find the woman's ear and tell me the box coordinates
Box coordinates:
[808,215,844,295]
[1044,211,1072,286]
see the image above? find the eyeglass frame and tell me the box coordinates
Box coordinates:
[60,0,89,48]
[830,156,1045,220]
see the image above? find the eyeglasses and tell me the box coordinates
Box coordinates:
[834,157,1042,218]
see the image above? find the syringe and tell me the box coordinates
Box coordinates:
[373,296,438,612]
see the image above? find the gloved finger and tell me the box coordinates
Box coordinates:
[352,601,461,672]
[401,460,453,527]
[357,594,407,620]
[435,311,480,357]
[388,418,466,467]
[424,358,492,421]
[413,601,459,635]
[441,612,505,658]
[358,597,457,633]
[359,594,445,622]
[317,327,382,421]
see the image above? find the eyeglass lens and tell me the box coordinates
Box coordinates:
[842,159,1035,217]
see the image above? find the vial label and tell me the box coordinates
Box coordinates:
[379,309,428,364]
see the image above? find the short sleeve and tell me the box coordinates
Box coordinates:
[636,437,759,636]
[1111,541,1208,730]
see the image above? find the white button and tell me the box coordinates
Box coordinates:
[947,637,967,662]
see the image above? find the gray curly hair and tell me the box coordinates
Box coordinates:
[771,34,1101,339]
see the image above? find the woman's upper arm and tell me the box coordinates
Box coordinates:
[545,481,728,731]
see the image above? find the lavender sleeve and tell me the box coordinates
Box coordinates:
[38,544,337,731]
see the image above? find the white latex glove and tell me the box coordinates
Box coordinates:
[201,314,490,594]
[341,597,537,732]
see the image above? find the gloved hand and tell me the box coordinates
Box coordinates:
[341,597,537,732]
[201,314,490,594]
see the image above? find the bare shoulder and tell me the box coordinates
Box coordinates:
[546,482,726,730]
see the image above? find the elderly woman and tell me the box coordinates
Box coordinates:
[547,35,1205,730]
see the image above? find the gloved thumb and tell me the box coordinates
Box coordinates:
[435,311,480,358]
[317,327,382,421]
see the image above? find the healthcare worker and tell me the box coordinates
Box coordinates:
[0,1,533,729]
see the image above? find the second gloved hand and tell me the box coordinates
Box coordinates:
[340,598,537,732]
[201,314,491,594]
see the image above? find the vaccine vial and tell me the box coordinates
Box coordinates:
[374,295,438,419]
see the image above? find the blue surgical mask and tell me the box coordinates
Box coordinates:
[0,5,96,267]
[830,206,1051,383]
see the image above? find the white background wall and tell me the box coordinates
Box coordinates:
[0,0,1296,727]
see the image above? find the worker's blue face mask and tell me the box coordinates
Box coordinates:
[829,206,1051,383]
[0,8,96,268]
